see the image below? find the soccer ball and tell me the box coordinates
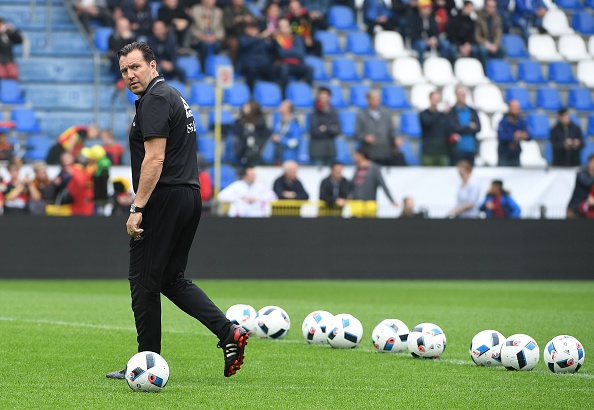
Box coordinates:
[372,319,409,353]
[469,330,505,366]
[225,304,258,335]
[255,305,291,339]
[302,310,334,344]
[543,335,585,374]
[125,351,169,392]
[407,322,447,359]
[500,334,539,371]
[326,313,364,349]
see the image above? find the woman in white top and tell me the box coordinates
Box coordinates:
[450,160,481,218]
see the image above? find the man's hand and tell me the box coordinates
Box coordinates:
[365,134,376,144]
[126,212,144,238]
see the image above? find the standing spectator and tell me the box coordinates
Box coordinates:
[319,161,349,208]
[550,108,584,167]
[72,0,112,33]
[449,159,481,218]
[497,99,530,167]
[190,0,225,73]
[2,163,30,214]
[0,18,23,80]
[446,85,481,165]
[286,0,322,56]
[475,0,505,65]
[409,0,454,67]
[0,127,14,163]
[363,0,397,37]
[232,100,271,167]
[273,160,309,200]
[222,0,256,65]
[218,166,277,217]
[566,154,594,218]
[123,0,154,39]
[309,86,340,166]
[577,184,594,218]
[147,20,187,82]
[273,18,313,97]
[81,145,112,215]
[400,196,427,218]
[420,91,449,166]
[480,179,521,218]
[158,0,192,50]
[350,147,398,204]
[271,100,302,164]
[355,90,397,166]
[497,0,512,33]
[28,161,52,215]
[100,129,125,166]
[237,22,276,94]
[108,18,137,79]
[46,124,100,165]
[446,1,480,62]
[512,0,547,43]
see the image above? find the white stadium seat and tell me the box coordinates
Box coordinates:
[471,0,485,10]
[473,84,508,114]
[520,140,548,167]
[558,34,591,62]
[423,57,458,87]
[392,57,427,86]
[577,60,594,88]
[478,139,498,166]
[410,83,437,111]
[441,84,475,107]
[542,9,574,36]
[477,111,496,140]
[528,34,562,62]
[454,58,490,86]
[491,112,504,132]
[589,37,594,57]
[374,31,410,59]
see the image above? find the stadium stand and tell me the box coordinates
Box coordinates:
[473,84,508,114]
[191,82,216,108]
[314,31,343,56]
[528,34,563,61]
[486,59,516,84]
[363,58,393,83]
[505,87,535,111]
[572,11,594,35]
[542,9,574,36]
[520,140,548,167]
[0,79,25,104]
[477,111,496,140]
[577,60,594,87]
[381,85,411,110]
[548,61,578,85]
[223,83,250,108]
[350,84,370,108]
[423,57,457,87]
[536,87,564,112]
[374,31,409,59]
[197,136,216,164]
[338,110,357,138]
[399,112,421,138]
[304,56,330,81]
[527,113,552,140]
[392,57,427,86]
[253,82,283,108]
[501,34,529,59]
[10,108,41,133]
[286,82,314,109]
[332,57,361,82]
[454,58,490,86]
[568,88,594,112]
[345,32,375,56]
[323,84,348,109]
[588,115,594,137]
[517,61,547,84]
[410,83,437,111]
[327,6,359,31]
[177,56,204,81]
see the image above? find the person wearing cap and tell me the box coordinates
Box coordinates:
[409,0,454,65]
[309,86,340,166]
[550,108,584,167]
[355,90,397,166]
[480,179,521,218]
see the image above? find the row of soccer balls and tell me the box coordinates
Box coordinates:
[227,304,586,373]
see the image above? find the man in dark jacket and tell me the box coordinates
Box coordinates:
[446,0,480,61]
[123,0,153,39]
[475,0,505,65]
[222,0,256,65]
[446,85,481,165]
[319,161,349,208]
[350,147,398,205]
[420,90,449,166]
[550,107,584,167]
[497,100,530,167]
[238,22,276,93]
[309,86,341,166]
[567,154,594,217]
[147,20,186,82]
[274,18,313,97]
[273,160,309,200]
[409,0,454,65]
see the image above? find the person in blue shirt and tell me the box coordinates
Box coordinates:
[446,86,481,165]
[497,99,530,167]
[363,0,397,37]
[512,0,547,43]
[271,100,303,163]
[480,179,521,218]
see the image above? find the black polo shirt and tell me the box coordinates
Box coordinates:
[129,75,200,193]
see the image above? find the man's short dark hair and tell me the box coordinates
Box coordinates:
[318,86,331,95]
[331,161,343,168]
[558,107,569,116]
[356,146,370,160]
[241,166,254,177]
[463,0,474,6]
[117,42,156,65]
[588,154,594,164]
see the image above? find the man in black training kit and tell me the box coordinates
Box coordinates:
[106,42,248,380]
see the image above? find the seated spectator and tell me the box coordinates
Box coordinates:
[420,91,449,166]
[111,176,135,217]
[512,0,547,43]
[108,17,137,79]
[400,196,428,218]
[273,18,313,97]
[0,18,23,80]
[237,22,276,93]
[475,0,505,65]
[355,90,398,167]
[350,146,397,205]
[271,100,302,164]
[450,159,481,218]
[319,161,349,208]
[46,124,100,165]
[218,166,277,217]
[480,179,521,218]
[190,0,225,73]
[363,0,397,37]
[158,0,192,50]
[72,0,112,33]
[309,86,341,166]
[567,154,594,218]
[67,160,95,216]
[0,127,14,163]
[446,85,481,165]
[299,0,330,32]
[123,0,154,39]
[100,129,125,166]
[578,184,594,218]
[147,20,187,82]
[232,100,271,167]
[497,99,530,167]
[81,145,111,215]
[497,0,512,34]
[273,160,309,200]
[409,0,454,66]
[262,2,281,33]
[392,0,421,38]
[223,0,256,65]
[2,163,30,214]
[286,0,323,56]
[446,1,481,63]
[28,161,52,215]
[391,136,407,166]
[550,108,584,168]
[433,0,456,36]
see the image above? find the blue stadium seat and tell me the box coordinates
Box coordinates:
[322,84,348,108]
[486,59,516,84]
[191,82,215,107]
[11,108,41,133]
[399,112,421,138]
[502,34,529,58]
[126,88,137,105]
[543,141,553,164]
[223,83,250,108]
[586,0,594,8]
[297,137,310,164]
[205,54,232,77]
[505,87,535,110]
[197,136,216,164]
[177,56,203,80]
[304,56,330,81]
[24,134,52,162]
[314,31,344,56]
[526,113,551,139]
[94,27,112,53]
[345,32,375,56]
[150,1,160,19]
[208,109,234,130]
[363,58,392,82]
[328,6,359,31]
[260,139,275,165]
[168,80,188,100]
[548,61,578,85]
[568,87,594,111]
[338,110,357,138]
[572,11,594,34]
[517,61,546,84]
[335,138,354,165]
[381,85,411,110]
[209,164,237,190]
[556,0,584,10]
[581,142,594,166]
[332,58,361,82]
[588,115,594,136]
[400,139,419,165]
[0,79,25,104]
[286,82,314,108]
[253,81,282,108]
[536,87,564,111]
[350,84,370,108]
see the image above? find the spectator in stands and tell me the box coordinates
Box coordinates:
[309,86,341,166]
[475,0,505,65]
[223,0,256,65]
[28,161,53,215]
[566,154,594,218]
[196,153,212,203]
[46,124,100,165]
[350,146,398,205]
[512,0,547,43]
[355,90,398,167]
[72,0,112,33]
[147,20,187,82]
[299,0,330,31]
[400,196,427,218]
[286,0,322,57]
[550,107,584,168]
[446,1,481,63]
[123,0,154,39]
[108,17,137,79]
[111,176,135,217]
[363,0,397,37]
[450,159,481,218]
[480,179,521,218]
[0,128,14,163]
[319,161,349,208]
[238,22,276,93]
[273,160,309,200]
[46,151,76,207]
[497,0,512,34]
[81,145,111,215]
[100,129,125,166]
[409,0,454,66]
[391,0,417,37]
[497,99,530,167]
[0,18,22,80]
[433,0,456,36]
[262,2,281,33]
[2,163,30,214]
[273,18,313,97]
[446,85,481,165]
[232,100,271,167]
[190,0,225,73]
[219,166,277,217]
[271,100,302,164]
[158,0,192,50]
[420,91,449,166]
[577,184,594,218]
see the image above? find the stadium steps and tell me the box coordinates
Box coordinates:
[20,83,127,111]
[1,3,76,30]
[16,56,114,84]
[35,110,130,138]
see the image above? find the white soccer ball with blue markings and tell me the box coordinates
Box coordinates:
[469,330,505,366]
[302,310,334,344]
[125,351,169,392]
[407,322,447,359]
[255,305,291,339]
[327,313,364,349]
[543,335,585,374]
[372,319,409,353]
[500,334,539,371]
[225,304,258,335]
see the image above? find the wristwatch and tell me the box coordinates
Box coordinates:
[130,204,144,213]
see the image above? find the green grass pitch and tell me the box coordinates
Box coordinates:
[1,280,593,409]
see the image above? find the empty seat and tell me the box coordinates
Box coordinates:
[338,110,357,138]
[536,87,564,111]
[588,115,594,136]
[526,113,551,139]
[374,31,410,59]
[520,140,548,166]
[486,59,516,84]
[191,82,215,107]
[207,109,234,130]
[556,0,584,10]
[168,80,188,100]
[335,138,354,165]
[542,9,574,36]
[223,82,250,108]
[568,87,594,111]
[381,85,411,109]
[577,60,594,87]
[399,139,419,165]
[590,36,594,56]
[208,164,237,190]
[410,83,437,110]
[473,84,508,113]
[350,84,370,108]
[454,57,490,86]
[93,27,113,53]
[548,61,578,85]
[177,56,203,80]
[505,87,535,110]
[558,34,590,62]
[10,108,41,133]
[543,141,553,164]
[304,56,330,81]
[392,57,427,86]
[517,61,547,84]
[424,57,457,87]
[322,84,348,108]
[572,11,594,34]
[204,54,232,77]
[314,31,344,56]
[297,137,310,164]
[328,5,358,31]
[528,34,563,61]
[399,111,421,138]
[0,79,25,104]
[502,34,529,58]
[286,82,314,108]
[363,58,392,82]
[345,32,375,56]
[197,136,216,164]
[24,134,52,162]
[477,111,496,140]
[478,139,498,166]
[441,84,475,107]
[332,57,361,82]
[253,81,282,108]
